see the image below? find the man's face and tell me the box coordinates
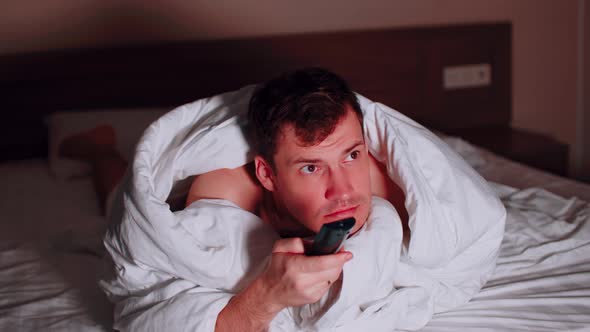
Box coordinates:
[260,107,372,236]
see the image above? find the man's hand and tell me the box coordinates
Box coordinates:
[215,237,352,332]
[260,237,352,308]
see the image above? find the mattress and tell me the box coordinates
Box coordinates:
[0,139,589,331]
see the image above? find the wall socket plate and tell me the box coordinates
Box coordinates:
[443,63,492,90]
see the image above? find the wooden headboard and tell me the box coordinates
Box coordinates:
[0,22,511,161]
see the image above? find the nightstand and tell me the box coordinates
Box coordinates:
[446,126,569,177]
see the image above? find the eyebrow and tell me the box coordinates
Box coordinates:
[290,139,365,165]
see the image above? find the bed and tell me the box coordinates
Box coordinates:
[1,22,589,331]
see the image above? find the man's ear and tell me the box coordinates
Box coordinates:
[254,156,276,192]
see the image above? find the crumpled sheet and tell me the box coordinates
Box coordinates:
[100,86,506,331]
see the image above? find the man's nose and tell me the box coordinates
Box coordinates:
[325,168,353,201]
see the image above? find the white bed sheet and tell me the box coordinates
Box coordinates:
[440,135,590,202]
[0,141,589,331]
[0,159,112,331]
[427,137,590,331]
[423,183,590,331]
[477,149,590,202]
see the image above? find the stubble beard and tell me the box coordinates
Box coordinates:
[261,191,314,238]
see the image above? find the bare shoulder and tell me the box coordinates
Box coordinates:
[185,162,263,213]
[368,153,409,231]
[368,153,393,200]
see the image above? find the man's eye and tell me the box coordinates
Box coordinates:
[345,150,360,161]
[301,165,317,174]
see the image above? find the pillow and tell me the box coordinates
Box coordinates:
[47,108,169,180]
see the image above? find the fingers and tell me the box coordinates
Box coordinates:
[302,251,353,272]
[299,270,342,301]
[262,239,353,308]
[273,238,353,271]
[271,238,352,283]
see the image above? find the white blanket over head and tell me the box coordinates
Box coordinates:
[100,86,506,331]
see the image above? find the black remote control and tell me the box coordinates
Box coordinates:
[307,217,356,256]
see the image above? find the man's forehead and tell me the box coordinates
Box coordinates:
[277,108,363,143]
[275,120,365,164]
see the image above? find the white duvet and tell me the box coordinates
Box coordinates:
[100,86,506,331]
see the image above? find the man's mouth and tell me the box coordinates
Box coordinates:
[325,205,358,219]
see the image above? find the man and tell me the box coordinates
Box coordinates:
[61,68,411,330]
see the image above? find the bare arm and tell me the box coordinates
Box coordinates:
[215,238,353,332]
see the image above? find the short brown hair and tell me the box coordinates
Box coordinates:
[248,67,363,167]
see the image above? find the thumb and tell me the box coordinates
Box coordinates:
[272,237,305,254]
